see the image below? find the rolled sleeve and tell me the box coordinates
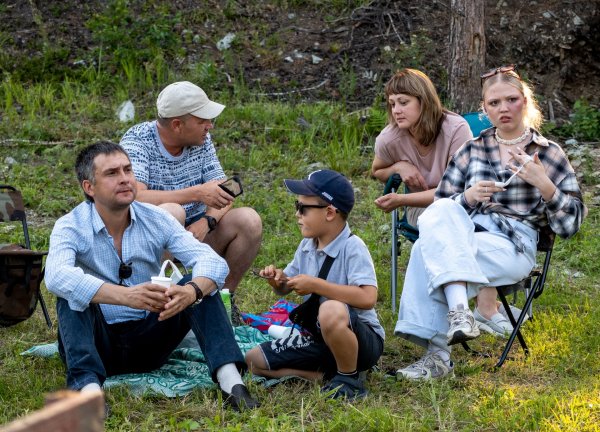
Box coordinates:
[45,225,104,311]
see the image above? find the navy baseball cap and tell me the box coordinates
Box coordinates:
[284,169,355,214]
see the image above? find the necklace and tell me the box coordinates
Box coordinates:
[495,128,531,146]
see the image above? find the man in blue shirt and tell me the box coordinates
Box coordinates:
[45,141,259,411]
[120,82,262,324]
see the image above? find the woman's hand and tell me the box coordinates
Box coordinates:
[394,161,428,191]
[464,181,505,206]
[374,193,403,213]
[507,148,555,198]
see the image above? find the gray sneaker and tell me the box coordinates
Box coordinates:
[474,308,513,337]
[498,304,530,324]
[447,304,480,345]
[396,353,454,380]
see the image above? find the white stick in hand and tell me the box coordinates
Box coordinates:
[495,155,533,188]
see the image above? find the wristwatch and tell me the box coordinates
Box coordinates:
[187,281,204,307]
[201,215,217,232]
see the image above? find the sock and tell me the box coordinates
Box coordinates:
[81,382,102,392]
[337,370,359,379]
[427,345,451,364]
[216,363,244,393]
[444,283,468,311]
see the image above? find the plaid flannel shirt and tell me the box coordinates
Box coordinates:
[435,128,585,242]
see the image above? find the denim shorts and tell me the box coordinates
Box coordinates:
[258,306,383,378]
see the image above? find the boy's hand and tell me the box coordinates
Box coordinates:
[287,274,317,296]
[258,265,288,290]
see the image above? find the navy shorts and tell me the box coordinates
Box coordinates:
[258,305,383,378]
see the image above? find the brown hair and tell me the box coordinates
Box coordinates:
[384,68,445,147]
[481,71,543,130]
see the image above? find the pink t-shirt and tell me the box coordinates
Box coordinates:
[374,111,473,189]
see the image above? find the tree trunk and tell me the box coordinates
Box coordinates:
[448,0,486,113]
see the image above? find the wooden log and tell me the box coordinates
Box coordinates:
[0,390,104,432]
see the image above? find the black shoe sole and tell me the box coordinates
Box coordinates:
[447,330,479,346]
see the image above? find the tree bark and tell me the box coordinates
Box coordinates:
[448,0,486,113]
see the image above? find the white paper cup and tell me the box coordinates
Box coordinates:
[151,276,172,288]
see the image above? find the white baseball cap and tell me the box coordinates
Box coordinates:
[156,81,225,119]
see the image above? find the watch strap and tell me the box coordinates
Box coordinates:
[187,281,204,306]
[201,215,217,232]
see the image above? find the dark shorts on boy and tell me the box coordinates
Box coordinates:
[257,305,384,378]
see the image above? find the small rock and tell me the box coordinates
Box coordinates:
[383,45,392,52]
[564,138,578,146]
[192,34,201,44]
[4,156,16,165]
[307,162,326,171]
[311,55,323,64]
[500,16,509,28]
[293,50,304,59]
[570,158,582,168]
[284,56,293,63]
[288,13,296,19]
[573,15,583,26]
[216,33,236,51]
[542,11,553,19]
[72,59,86,67]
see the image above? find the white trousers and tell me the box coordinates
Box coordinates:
[394,199,537,351]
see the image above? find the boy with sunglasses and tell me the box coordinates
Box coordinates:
[245,169,384,400]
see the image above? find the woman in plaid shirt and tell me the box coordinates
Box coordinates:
[394,65,586,380]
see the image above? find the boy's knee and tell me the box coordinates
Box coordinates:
[318,300,349,331]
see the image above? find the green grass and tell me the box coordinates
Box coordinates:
[1,1,599,428]
[1,95,599,429]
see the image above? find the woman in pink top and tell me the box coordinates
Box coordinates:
[372,68,473,226]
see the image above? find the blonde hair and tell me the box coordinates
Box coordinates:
[481,71,543,130]
[384,69,445,147]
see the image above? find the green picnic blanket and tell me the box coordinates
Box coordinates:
[21,325,286,397]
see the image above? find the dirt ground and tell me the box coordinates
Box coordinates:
[1,0,599,121]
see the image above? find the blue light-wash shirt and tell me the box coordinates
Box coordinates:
[284,223,385,340]
[45,201,229,324]
[120,121,226,223]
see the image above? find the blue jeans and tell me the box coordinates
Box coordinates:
[57,277,245,390]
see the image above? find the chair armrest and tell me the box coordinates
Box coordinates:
[383,174,402,195]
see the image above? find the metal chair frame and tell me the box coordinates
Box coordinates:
[0,184,52,328]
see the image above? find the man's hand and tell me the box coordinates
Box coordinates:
[159,284,196,321]
[394,161,428,192]
[193,180,234,209]
[286,274,318,296]
[122,282,171,313]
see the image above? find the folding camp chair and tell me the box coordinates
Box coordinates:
[0,184,52,328]
[461,225,555,368]
[383,174,418,313]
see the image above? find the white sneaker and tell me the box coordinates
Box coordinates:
[396,353,454,381]
[447,304,480,345]
[474,308,513,337]
[498,304,530,324]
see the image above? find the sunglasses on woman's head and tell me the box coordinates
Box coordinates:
[480,64,518,85]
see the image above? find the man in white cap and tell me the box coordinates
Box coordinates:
[120,82,262,324]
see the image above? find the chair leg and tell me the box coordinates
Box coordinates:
[38,290,53,329]
[495,289,534,368]
[390,208,399,313]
